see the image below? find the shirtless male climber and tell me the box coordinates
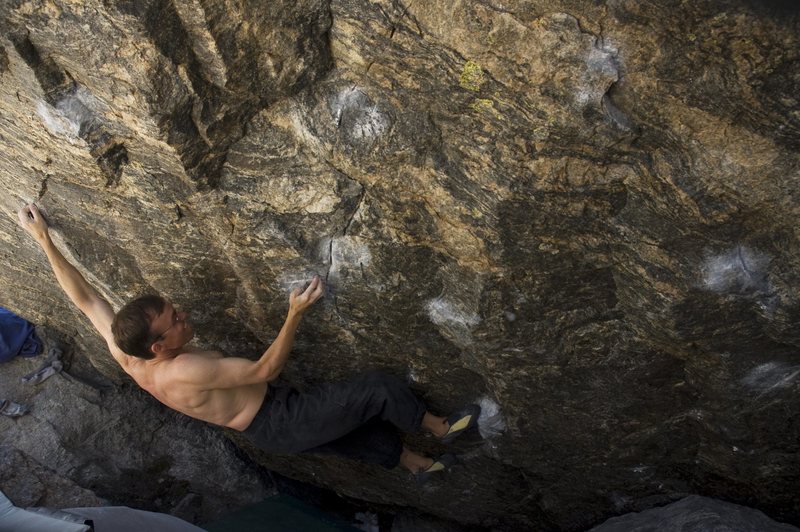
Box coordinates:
[17,203,480,482]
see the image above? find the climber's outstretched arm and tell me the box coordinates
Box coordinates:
[17,204,127,365]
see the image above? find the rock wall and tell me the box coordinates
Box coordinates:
[589,495,800,532]
[1,1,798,530]
[0,333,271,523]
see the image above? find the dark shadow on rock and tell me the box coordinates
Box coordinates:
[5,36,132,186]
[0,44,8,74]
[9,32,73,103]
[95,142,129,187]
[673,290,780,354]
[106,0,334,189]
[735,0,800,18]
[590,495,800,532]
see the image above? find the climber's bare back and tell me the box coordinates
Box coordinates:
[122,350,268,431]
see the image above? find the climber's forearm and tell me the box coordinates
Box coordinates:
[39,233,104,312]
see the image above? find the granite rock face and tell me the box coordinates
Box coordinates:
[589,495,800,532]
[1,0,799,530]
[0,346,271,523]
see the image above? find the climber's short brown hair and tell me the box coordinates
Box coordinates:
[111,295,166,359]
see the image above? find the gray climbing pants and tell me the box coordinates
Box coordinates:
[242,371,427,469]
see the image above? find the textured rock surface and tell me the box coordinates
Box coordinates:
[1,0,799,530]
[0,345,271,523]
[589,495,800,532]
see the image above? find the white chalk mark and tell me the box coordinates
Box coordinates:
[702,245,770,294]
[424,272,483,349]
[332,237,371,269]
[476,395,506,439]
[329,86,388,143]
[426,298,480,328]
[277,271,320,293]
[741,362,800,393]
[37,86,106,141]
[575,42,618,108]
[56,87,98,131]
[37,100,80,137]
[319,235,371,285]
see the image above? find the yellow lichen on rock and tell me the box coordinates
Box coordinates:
[470,98,501,118]
[460,60,485,91]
